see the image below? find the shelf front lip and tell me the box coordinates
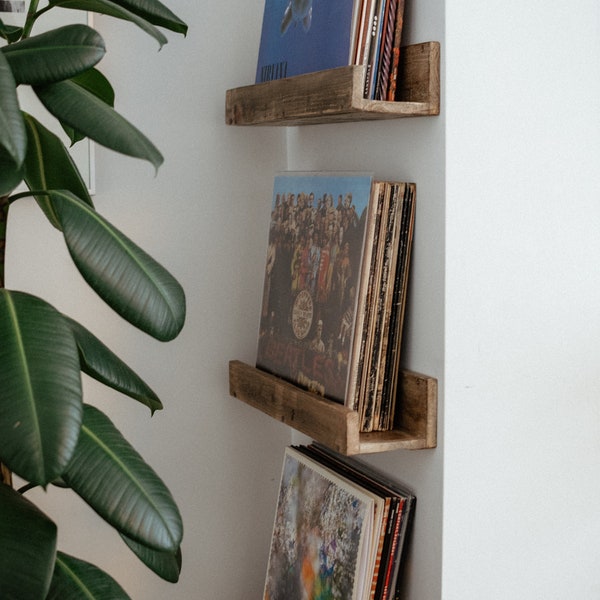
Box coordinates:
[226,101,438,126]
[358,431,433,454]
[229,360,359,455]
[228,360,437,456]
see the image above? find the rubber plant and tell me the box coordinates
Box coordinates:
[0,1,187,598]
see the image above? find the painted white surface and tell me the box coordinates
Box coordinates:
[444,1,600,598]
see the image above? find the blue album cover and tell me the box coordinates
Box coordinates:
[255,0,359,83]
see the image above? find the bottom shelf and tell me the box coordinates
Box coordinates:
[228,360,437,455]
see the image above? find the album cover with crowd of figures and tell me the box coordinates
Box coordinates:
[256,172,374,405]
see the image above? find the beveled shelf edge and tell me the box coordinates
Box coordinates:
[228,360,437,456]
[225,41,440,126]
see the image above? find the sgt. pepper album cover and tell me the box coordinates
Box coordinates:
[256,172,374,404]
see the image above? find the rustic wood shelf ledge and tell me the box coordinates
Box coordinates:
[225,41,440,126]
[229,360,437,455]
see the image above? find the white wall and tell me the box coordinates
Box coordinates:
[444,1,600,598]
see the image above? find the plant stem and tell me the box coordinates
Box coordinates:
[21,0,41,39]
[0,195,11,487]
[0,194,7,289]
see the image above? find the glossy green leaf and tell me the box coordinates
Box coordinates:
[0,290,83,486]
[0,144,24,197]
[49,0,168,47]
[23,113,93,229]
[0,19,23,43]
[0,50,26,169]
[62,404,183,552]
[0,483,57,599]
[34,80,164,171]
[71,68,115,107]
[2,25,105,86]
[66,316,163,413]
[121,534,181,582]
[63,68,115,144]
[48,190,185,341]
[47,551,131,599]
[50,0,187,35]
[112,0,187,34]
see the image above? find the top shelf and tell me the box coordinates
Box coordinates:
[225,41,440,127]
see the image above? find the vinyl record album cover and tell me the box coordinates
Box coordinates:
[255,0,360,83]
[256,172,374,404]
[263,447,375,600]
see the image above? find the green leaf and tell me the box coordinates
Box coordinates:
[63,68,115,144]
[66,316,163,414]
[50,0,187,35]
[2,25,105,86]
[111,0,187,34]
[48,190,186,341]
[62,404,183,552]
[121,534,181,582]
[0,50,26,170]
[23,113,93,230]
[0,19,23,43]
[47,551,131,600]
[34,79,164,171]
[0,144,24,197]
[49,0,168,47]
[71,68,115,107]
[0,483,57,600]
[0,290,83,486]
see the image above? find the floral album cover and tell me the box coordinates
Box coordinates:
[263,446,374,600]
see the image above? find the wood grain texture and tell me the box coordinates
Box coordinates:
[225,42,440,126]
[229,360,437,455]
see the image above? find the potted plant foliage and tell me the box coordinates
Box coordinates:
[0,0,187,597]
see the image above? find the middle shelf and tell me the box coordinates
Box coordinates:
[229,360,437,456]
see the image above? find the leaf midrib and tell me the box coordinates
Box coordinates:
[56,191,179,324]
[80,422,177,548]
[5,292,44,476]
[55,555,96,600]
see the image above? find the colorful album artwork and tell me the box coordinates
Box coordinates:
[264,447,373,600]
[256,172,373,404]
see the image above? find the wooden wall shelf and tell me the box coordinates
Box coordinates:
[229,360,437,455]
[225,41,440,126]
